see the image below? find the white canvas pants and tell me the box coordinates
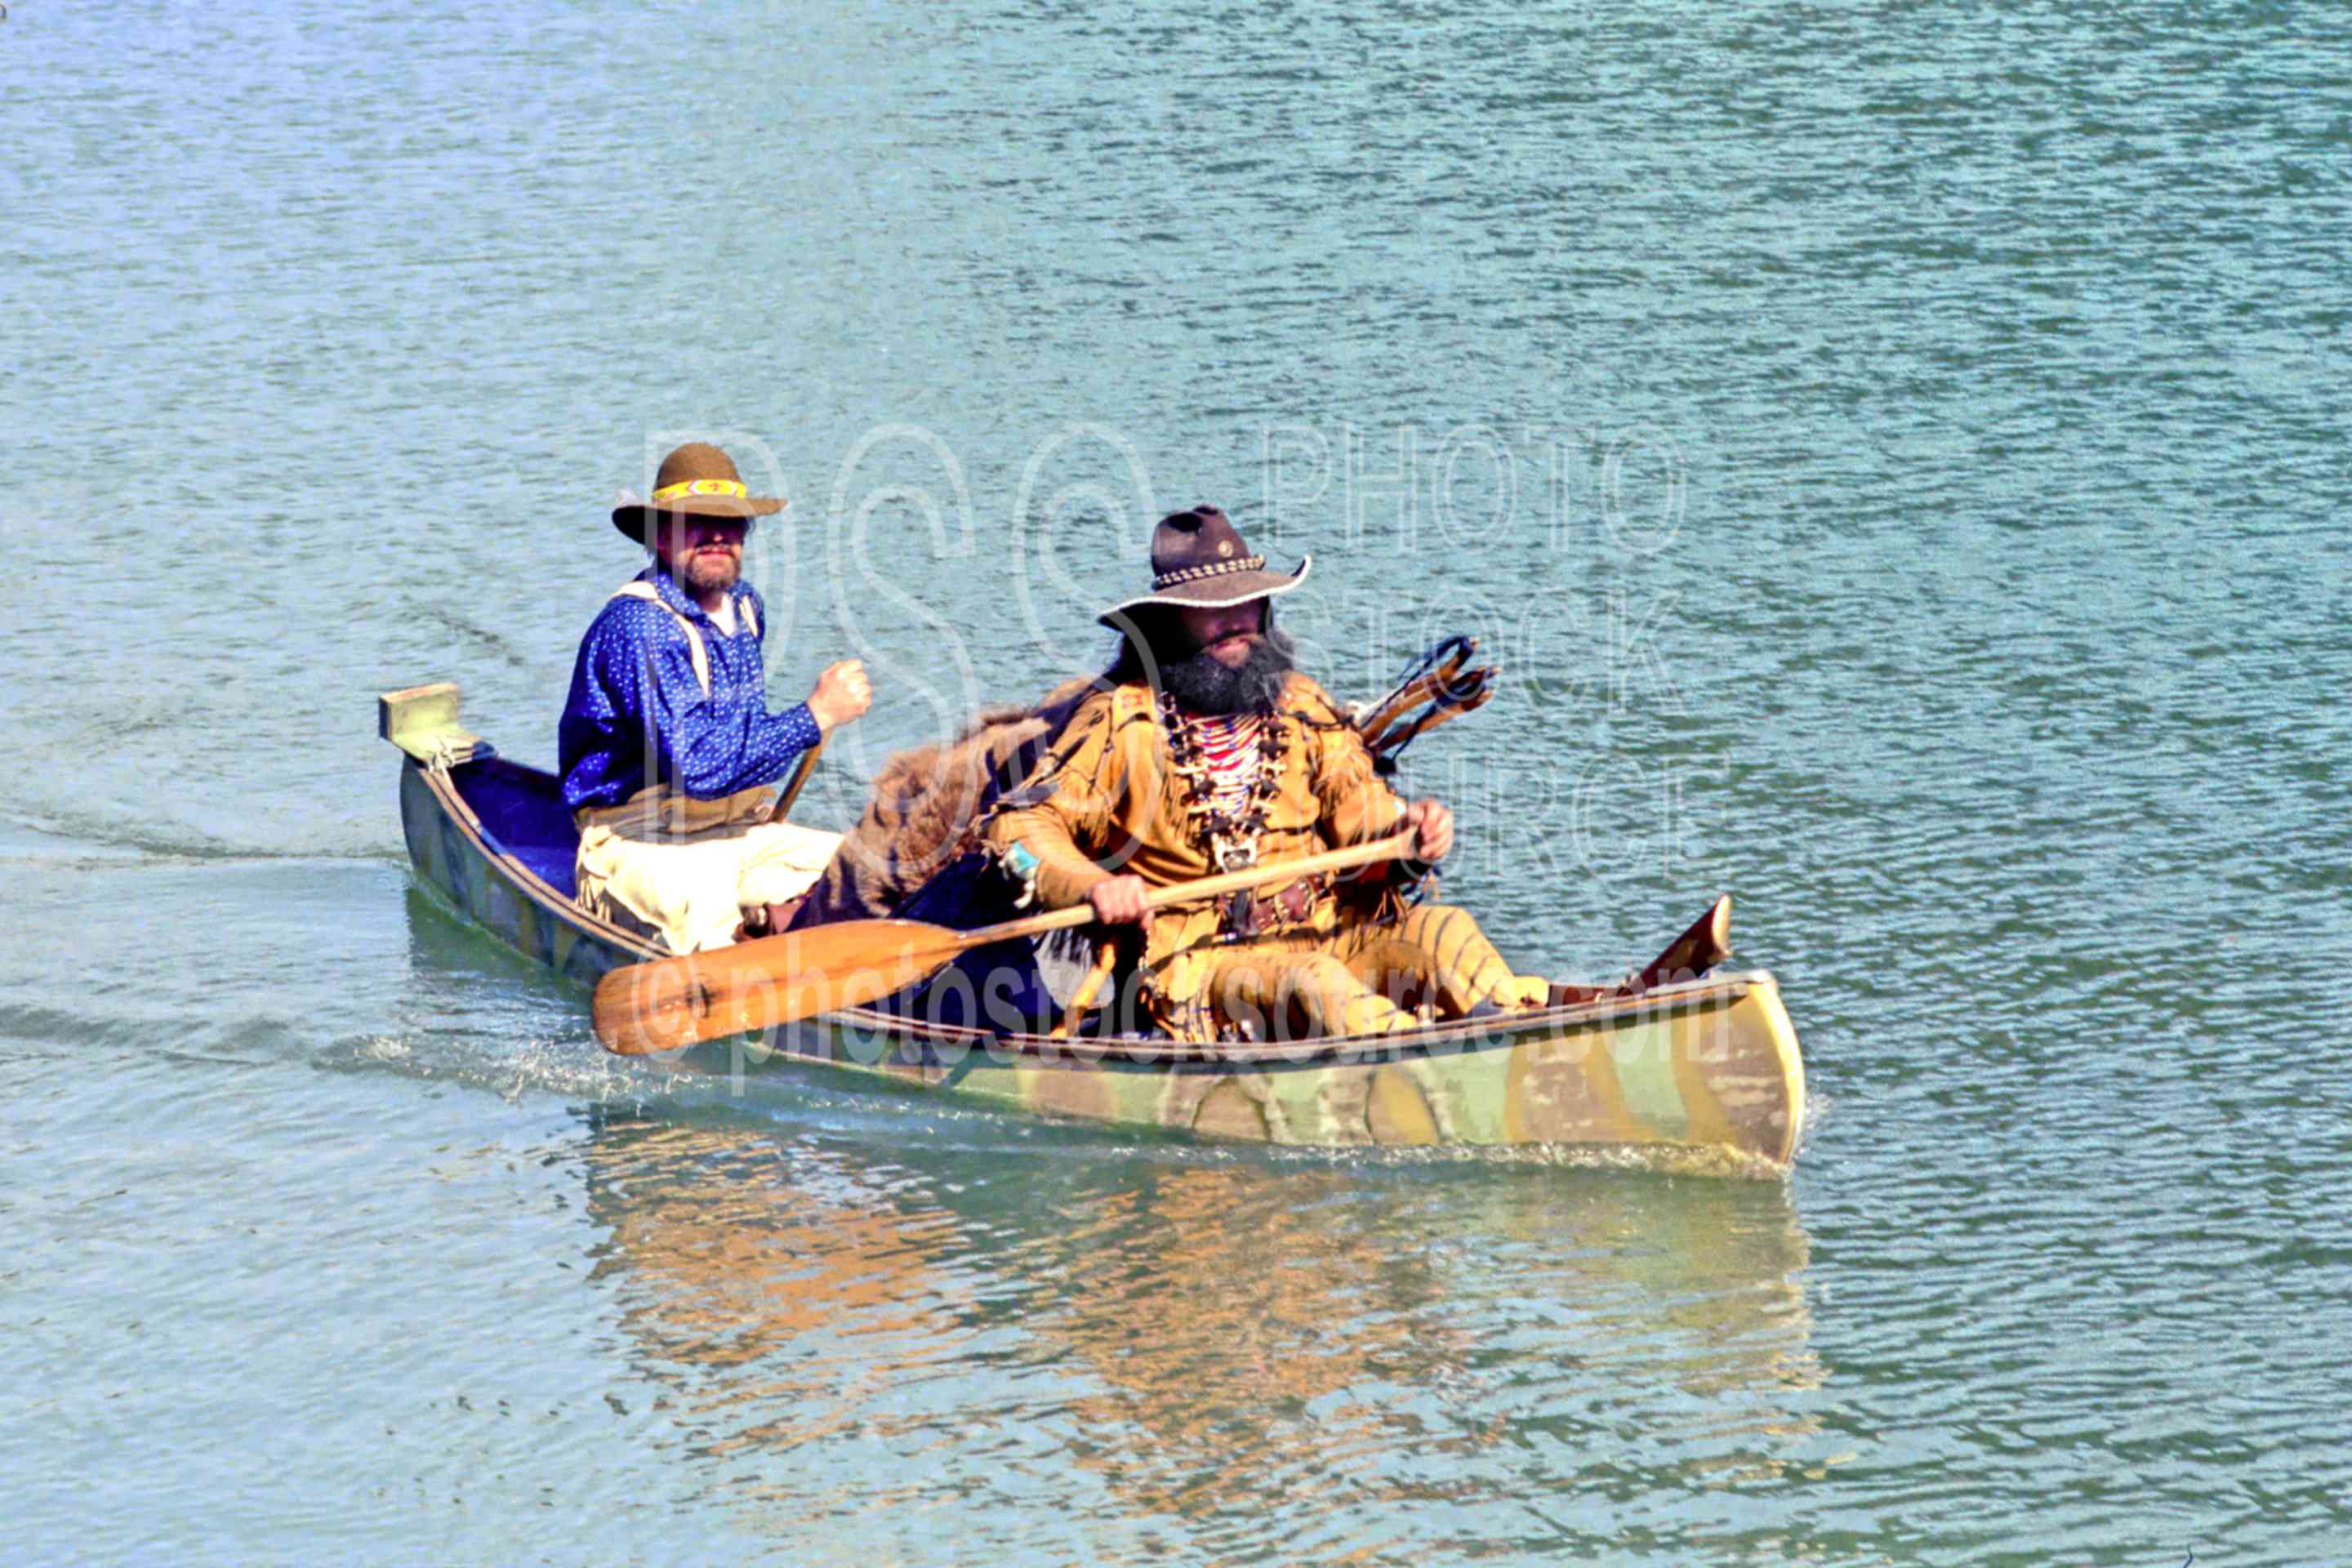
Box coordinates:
[576,818,840,954]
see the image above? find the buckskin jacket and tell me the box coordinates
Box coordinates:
[982,672,1411,1037]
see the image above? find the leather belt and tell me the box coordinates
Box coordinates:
[1219,872,1331,942]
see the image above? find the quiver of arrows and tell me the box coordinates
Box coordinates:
[1349,636,1498,774]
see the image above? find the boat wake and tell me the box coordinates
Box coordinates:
[0,1002,328,1067]
[2,809,393,868]
[318,1031,670,1106]
[1259,1138,1796,1183]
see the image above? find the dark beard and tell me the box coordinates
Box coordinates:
[1159,629,1296,716]
[679,553,740,599]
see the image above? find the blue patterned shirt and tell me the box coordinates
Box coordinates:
[558,568,823,813]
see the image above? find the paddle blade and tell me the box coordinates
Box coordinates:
[591,918,973,1055]
[1633,893,1731,993]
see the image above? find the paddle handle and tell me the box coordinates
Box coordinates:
[954,830,1418,950]
[768,737,825,823]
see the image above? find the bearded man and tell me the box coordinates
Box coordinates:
[559,442,872,953]
[984,506,1548,1043]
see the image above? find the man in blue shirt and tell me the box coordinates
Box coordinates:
[559,441,872,952]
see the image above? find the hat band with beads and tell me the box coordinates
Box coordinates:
[1152,555,1268,590]
[652,478,749,503]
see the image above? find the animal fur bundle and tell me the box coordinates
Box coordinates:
[794,677,1096,925]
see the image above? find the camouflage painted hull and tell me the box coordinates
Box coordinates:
[398,755,1807,1174]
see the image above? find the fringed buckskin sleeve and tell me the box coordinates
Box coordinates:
[984,692,1128,909]
[1297,677,1408,848]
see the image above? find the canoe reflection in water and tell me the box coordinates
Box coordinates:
[579,1109,1827,1551]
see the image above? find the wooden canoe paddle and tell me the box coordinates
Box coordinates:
[1515,893,1734,1009]
[592,831,1420,1056]
[1633,893,1731,992]
[768,737,824,823]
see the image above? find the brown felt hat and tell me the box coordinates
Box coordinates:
[611,442,786,545]
[1096,506,1311,628]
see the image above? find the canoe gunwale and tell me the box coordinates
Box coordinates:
[412,757,662,962]
[812,977,1762,1069]
[395,741,1804,1167]
[416,755,1763,1066]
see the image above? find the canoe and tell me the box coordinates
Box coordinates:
[381,682,1807,1174]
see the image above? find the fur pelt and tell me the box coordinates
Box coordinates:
[796,677,1098,925]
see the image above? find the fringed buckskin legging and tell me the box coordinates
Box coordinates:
[1188,903,1547,1042]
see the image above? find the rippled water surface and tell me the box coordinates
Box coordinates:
[6,1,2347,1562]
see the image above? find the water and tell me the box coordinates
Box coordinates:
[5,0,2347,1561]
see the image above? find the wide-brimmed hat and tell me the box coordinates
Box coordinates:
[611,443,786,545]
[1096,506,1310,628]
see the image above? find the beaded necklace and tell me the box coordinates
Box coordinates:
[1188,713,1263,813]
[1160,692,1287,871]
